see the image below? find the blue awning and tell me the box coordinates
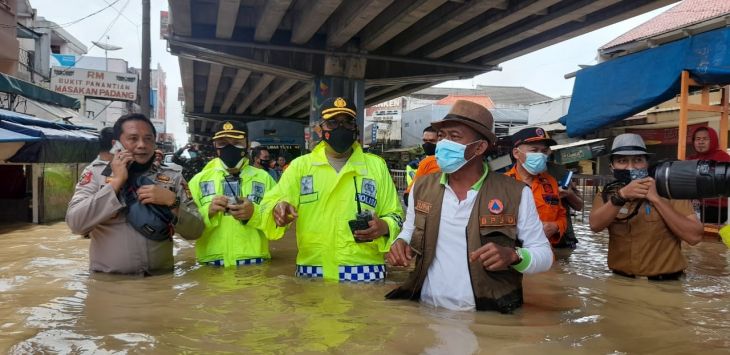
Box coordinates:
[0,109,97,163]
[0,127,40,143]
[560,27,730,137]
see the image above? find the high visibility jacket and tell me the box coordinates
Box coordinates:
[189,158,278,266]
[405,164,417,186]
[250,142,404,280]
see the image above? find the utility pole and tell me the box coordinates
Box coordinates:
[140,0,151,117]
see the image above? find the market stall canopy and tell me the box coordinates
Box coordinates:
[0,73,80,109]
[560,26,730,137]
[0,109,97,163]
[0,127,40,161]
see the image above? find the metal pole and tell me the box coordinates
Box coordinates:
[140,0,151,117]
[678,71,689,160]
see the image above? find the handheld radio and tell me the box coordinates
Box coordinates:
[348,176,373,242]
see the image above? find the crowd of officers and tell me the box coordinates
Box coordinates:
[66,97,706,313]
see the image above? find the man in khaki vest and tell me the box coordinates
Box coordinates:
[386,100,553,313]
[589,133,703,280]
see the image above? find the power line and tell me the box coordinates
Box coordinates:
[32,0,123,29]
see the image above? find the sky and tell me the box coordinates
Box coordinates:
[29,0,675,146]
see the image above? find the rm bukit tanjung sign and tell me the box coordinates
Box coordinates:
[50,67,138,101]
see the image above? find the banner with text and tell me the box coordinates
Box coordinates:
[50,67,138,101]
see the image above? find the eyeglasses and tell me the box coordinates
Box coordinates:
[321,119,357,130]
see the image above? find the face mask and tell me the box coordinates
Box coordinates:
[521,152,548,175]
[422,142,436,156]
[323,126,356,153]
[218,145,245,169]
[259,159,270,168]
[435,139,479,173]
[613,168,648,183]
[188,151,198,159]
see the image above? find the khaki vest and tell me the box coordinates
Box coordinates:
[386,172,526,313]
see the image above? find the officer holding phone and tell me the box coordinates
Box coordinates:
[249,97,404,282]
[66,114,204,275]
[188,121,277,267]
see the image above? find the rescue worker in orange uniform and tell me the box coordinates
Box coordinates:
[403,126,440,206]
[505,127,567,246]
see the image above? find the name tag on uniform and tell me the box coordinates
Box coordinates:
[415,200,431,214]
[480,214,516,226]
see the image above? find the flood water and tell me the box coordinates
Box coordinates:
[0,221,728,354]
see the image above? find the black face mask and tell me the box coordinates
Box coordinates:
[128,156,154,175]
[323,126,356,153]
[218,145,245,168]
[422,142,436,156]
[259,159,270,168]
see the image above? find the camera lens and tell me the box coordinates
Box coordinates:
[655,160,730,199]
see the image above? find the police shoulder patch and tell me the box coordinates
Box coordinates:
[79,171,93,186]
[200,180,216,197]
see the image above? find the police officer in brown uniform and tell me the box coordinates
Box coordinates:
[66,114,204,275]
[589,133,703,280]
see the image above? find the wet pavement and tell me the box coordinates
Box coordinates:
[0,221,728,354]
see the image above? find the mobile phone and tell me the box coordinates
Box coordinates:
[109,141,125,154]
[559,170,574,189]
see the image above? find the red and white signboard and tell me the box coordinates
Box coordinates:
[51,67,138,101]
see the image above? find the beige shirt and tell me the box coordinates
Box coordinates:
[593,193,694,276]
[66,158,203,275]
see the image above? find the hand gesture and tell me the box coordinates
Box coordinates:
[468,242,519,271]
[644,177,660,203]
[353,216,389,242]
[619,177,652,200]
[137,185,176,206]
[228,197,254,221]
[542,221,559,238]
[208,195,229,218]
[386,238,413,267]
[109,151,133,191]
[273,201,298,226]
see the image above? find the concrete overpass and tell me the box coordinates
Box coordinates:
[167,0,674,143]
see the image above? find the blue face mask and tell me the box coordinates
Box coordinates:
[521,152,548,175]
[435,139,479,173]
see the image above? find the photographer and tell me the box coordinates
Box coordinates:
[589,134,703,280]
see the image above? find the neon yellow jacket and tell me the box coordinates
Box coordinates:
[189,158,278,266]
[250,142,404,280]
[406,164,416,186]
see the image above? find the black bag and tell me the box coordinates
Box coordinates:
[122,175,175,242]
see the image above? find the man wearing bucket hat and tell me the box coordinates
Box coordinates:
[249,97,404,282]
[505,127,568,247]
[385,100,552,313]
[589,133,703,280]
[188,121,278,267]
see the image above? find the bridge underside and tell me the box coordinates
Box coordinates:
[168,0,673,142]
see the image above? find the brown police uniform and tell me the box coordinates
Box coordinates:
[592,194,693,277]
[66,159,204,275]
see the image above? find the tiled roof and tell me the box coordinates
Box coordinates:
[602,0,730,50]
[412,85,551,106]
[434,95,495,108]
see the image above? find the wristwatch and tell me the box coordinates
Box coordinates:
[510,247,523,266]
[610,193,626,207]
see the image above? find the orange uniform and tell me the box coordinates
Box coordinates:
[505,166,567,245]
[404,155,441,194]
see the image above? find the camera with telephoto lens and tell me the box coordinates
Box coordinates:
[653,160,730,199]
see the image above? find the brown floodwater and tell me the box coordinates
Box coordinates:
[0,221,728,354]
